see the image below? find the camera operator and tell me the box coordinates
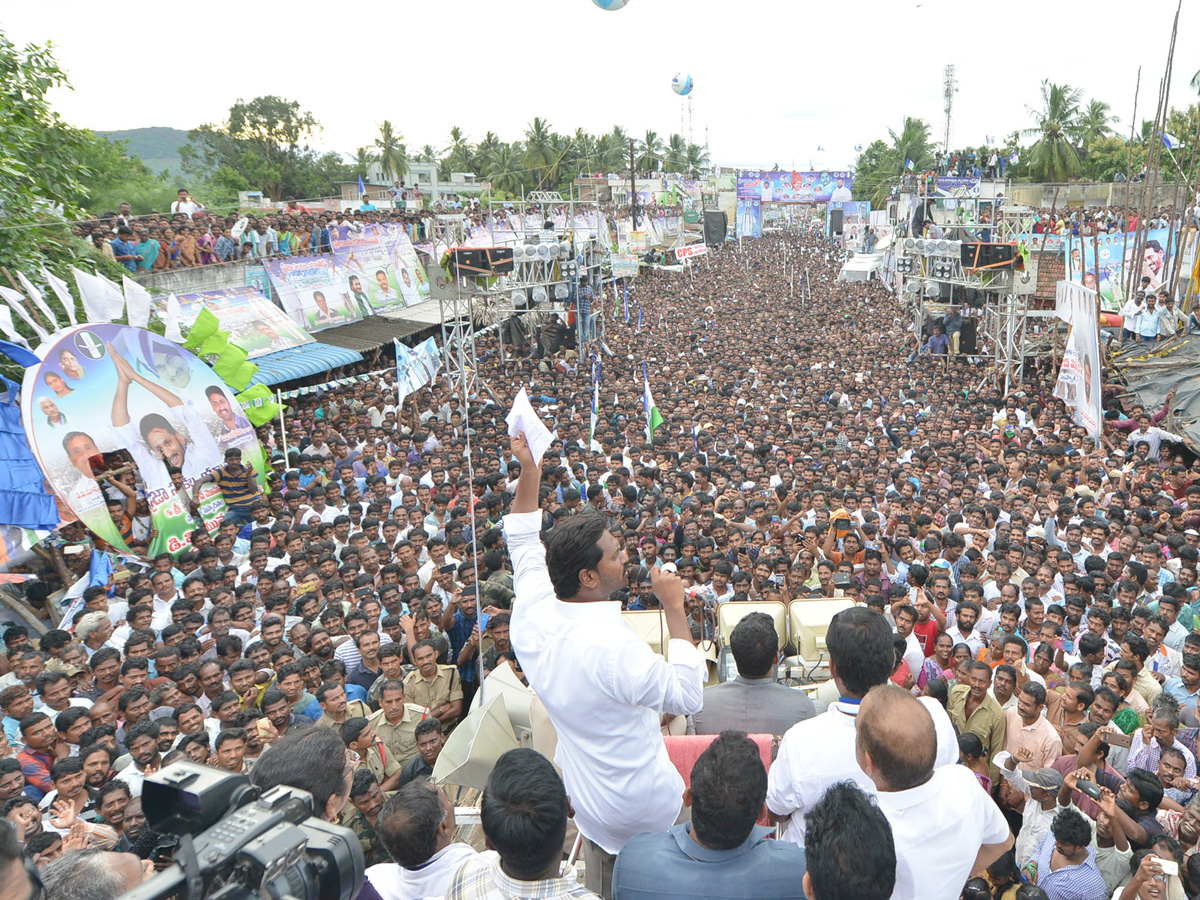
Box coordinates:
[250,726,352,824]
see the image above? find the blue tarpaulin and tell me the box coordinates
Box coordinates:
[247,343,364,387]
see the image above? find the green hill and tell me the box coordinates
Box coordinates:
[97,126,189,177]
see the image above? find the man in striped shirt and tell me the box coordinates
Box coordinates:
[194,448,261,527]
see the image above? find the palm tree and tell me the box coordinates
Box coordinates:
[1192,68,1200,95]
[664,134,687,173]
[1074,99,1118,147]
[685,142,710,174]
[1024,80,1083,181]
[374,120,409,181]
[474,131,502,174]
[445,126,473,175]
[353,146,378,179]
[416,144,440,164]
[596,129,628,171]
[488,144,524,195]
[636,130,664,171]
[524,118,555,189]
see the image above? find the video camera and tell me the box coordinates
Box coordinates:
[121,762,364,900]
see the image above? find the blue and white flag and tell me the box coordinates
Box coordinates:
[1163,132,1183,150]
[905,158,914,170]
[358,174,366,195]
[637,307,642,333]
[623,285,629,323]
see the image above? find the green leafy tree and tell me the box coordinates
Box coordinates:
[664,134,688,173]
[181,96,332,201]
[0,30,125,326]
[353,146,378,177]
[1024,80,1083,181]
[685,142,710,173]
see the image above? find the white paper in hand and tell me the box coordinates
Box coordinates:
[506,387,555,463]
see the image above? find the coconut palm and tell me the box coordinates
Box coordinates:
[353,146,378,179]
[416,144,440,164]
[374,120,409,181]
[524,117,555,188]
[685,142,710,173]
[636,130,665,171]
[1024,80,1083,181]
[487,144,524,195]
[665,134,688,173]
[1074,99,1118,147]
[444,126,473,175]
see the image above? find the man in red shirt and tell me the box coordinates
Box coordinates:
[911,590,944,657]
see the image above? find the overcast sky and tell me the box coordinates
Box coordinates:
[4,0,1198,172]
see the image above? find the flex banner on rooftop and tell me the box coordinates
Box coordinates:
[21,325,266,557]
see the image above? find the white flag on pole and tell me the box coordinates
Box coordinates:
[122,275,152,328]
[15,272,59,330]
[41,268,78,326]
[0,286,50,342]
[72,268,125,323]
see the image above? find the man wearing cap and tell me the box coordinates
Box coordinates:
[994,749,1063,868]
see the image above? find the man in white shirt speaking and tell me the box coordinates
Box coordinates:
[505,432,705,897]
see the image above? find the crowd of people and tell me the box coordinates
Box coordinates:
[0,223,1199,900]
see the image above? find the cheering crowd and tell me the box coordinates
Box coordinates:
[1,225,1199,900]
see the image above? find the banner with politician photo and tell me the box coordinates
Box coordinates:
[1065,227,1176,311]
[737,199,762,239]
[736,170,854,203]
[377,221,432,307]
[264,256,364,332]
[172,287,313,357]
[1052,281,1102,440]
[20,325,267,557]
[330,225,408,312]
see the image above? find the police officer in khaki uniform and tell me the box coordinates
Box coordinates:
[368,678,429,767]
[403,639,464,727]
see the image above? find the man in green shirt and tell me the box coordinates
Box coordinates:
[948,660,1008,782]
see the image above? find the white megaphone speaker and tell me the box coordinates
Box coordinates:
[467,663,534,739]
[432,694,520,791]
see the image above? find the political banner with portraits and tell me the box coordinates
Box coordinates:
[264,256,364,333]
[736,170,854,203]
[737,199,762,239]
[21,325,267,557]
[330,225,427,312]
[1065,227,1177,311]
[1052,281,1102,441]
[378,221,432,307]
[171,287,313,358]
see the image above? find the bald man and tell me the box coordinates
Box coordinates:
[856,685,1013,900]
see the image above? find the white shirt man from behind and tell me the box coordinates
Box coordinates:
[857,684,1013,900]
[505,431,705,898]
[766,606,958,848]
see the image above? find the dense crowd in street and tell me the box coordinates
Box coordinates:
[2,224,1200,900]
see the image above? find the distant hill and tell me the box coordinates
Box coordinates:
[97,127,190,177]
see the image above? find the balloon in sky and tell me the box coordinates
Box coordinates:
[591,0,629,9]
[671,73,694,96]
